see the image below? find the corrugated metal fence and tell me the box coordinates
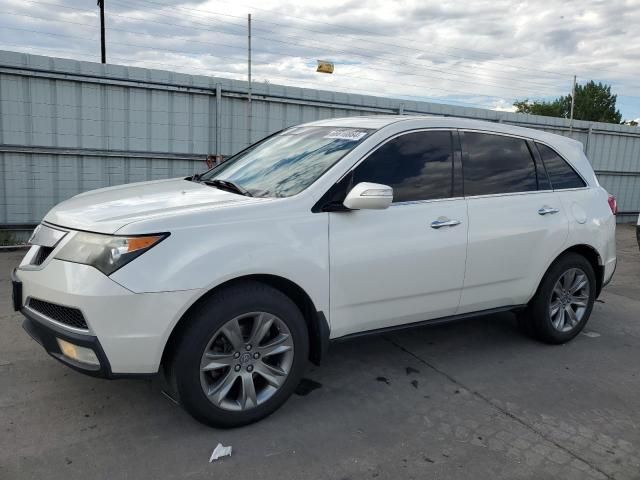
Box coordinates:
[1,49,639,231]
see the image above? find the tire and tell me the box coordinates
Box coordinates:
[523,252,596,344]
[171,281,309,428]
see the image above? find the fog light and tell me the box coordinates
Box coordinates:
[56,338,100,366]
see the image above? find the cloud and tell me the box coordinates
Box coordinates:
[0,0,638,118]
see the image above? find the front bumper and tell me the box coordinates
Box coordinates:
[13,257,200,375]
[21,308,116,378]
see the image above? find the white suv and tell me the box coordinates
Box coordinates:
[12,116,617,427]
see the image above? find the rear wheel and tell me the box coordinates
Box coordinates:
[523,253,596,344]
[171,281,309,428]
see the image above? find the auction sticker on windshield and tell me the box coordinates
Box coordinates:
[324,129,369,141]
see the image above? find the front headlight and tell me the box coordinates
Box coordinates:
[55,232,168,275]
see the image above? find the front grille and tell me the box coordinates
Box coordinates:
[32,246,54,266]
[28,298,88,330]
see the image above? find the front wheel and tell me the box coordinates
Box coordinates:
[523,253,596,344]
[171,282,309,428]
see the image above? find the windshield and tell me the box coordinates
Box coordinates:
[200,126,373,198]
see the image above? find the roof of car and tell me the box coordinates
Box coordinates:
[304,115,583,150]
[304,115,409,129]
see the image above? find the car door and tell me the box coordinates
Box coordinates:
[327,130,469,338]
[457,131,569,314]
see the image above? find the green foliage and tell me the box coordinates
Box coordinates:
[514,81,622,124]
[0,231,17,246]
[513,99,564,117]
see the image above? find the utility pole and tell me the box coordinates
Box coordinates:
[569,75,576,133]
[98,0,106,63]
[247,13,252,145]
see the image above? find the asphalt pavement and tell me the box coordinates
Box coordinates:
[1,225,639,479]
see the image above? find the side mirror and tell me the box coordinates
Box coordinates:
[343,182,393,210]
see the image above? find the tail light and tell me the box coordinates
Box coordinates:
[607,194,618,215]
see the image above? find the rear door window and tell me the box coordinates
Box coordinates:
[462,132,538,196]
[536,143,586,189]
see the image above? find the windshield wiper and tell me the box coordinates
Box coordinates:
[202,178,253,197]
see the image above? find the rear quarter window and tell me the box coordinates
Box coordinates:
[536,143,586,190]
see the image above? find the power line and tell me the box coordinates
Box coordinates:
[0,41,501,110]
[0,30,498,107]
[116,0,548,88]
[7,2,638,100]
[11,0,575,97]
[1,12,556,100]
[103,2,640,97]
[17,0,633,86]
[126,0,582,80]
[101,1,565,97]
[125,3,558,93]
[1,11,248,55]
[122,0,570,87]
[185,0,632,81]
[117,0,640,99]
[0,25,251,79]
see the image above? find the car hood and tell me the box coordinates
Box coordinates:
[44,178,262,234]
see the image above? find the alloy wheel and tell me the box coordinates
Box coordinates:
[549,268,590,333]
[199,312,294,411]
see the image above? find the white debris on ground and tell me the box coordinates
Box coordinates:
[582,331,601,338]
[209,443,232,462]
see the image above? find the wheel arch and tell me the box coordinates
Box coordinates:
[544,244,604,298]
[161,274,330,371]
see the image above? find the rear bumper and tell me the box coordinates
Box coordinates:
[602,256,617,289]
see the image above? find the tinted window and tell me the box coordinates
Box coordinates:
[351,131,454,202]
[536,143,586,189]
[463,133,537,196]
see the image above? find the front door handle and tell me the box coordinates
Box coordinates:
[431,218,461,229]
[538,206,560,215]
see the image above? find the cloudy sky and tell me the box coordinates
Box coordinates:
[1,0,639,120]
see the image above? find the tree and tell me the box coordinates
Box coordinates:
[514,81,622,124]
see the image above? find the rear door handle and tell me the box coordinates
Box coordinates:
[538,206,560,215]
[431,218,461,229]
